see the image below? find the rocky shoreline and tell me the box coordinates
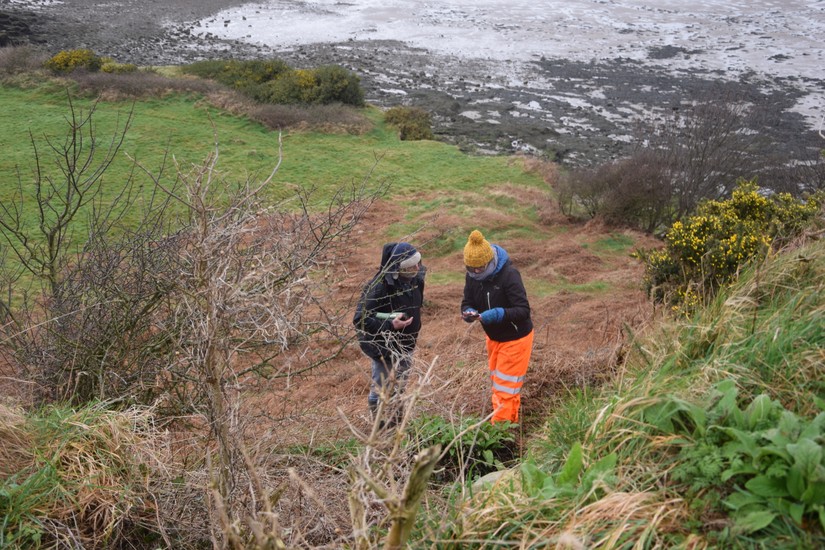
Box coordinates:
[2,0,822,167]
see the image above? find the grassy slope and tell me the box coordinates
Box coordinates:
[0,84,543,213]
[432,236,825,548]
[3,74,823,548]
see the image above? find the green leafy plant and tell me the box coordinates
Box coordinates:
[642,380,825,537]
[521,442,617,502]
[288,438,362,468]
[408,415,515,480]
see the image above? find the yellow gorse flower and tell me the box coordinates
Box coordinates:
[636,180,823,315]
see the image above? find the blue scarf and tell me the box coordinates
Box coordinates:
[468,245,508,281]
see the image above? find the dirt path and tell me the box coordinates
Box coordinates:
[254,186,661,446]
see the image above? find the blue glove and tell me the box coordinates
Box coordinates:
[480,307,504,324]
[462,308,479,323]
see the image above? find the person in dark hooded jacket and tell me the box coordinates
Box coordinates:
[353,242,425,422]
[460,230,533,424]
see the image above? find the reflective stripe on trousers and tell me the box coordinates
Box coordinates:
[486,330,533,424]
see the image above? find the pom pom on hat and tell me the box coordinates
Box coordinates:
[464,230,494,268]
[391,242,421,269]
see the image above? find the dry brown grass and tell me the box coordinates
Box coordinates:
[206,90,373,134]
[520,154,561,188]
[0,402,180,548]
[434,481,690,548]
[0,402,32,479]
[563,491,690,547]
[71,69,219,99]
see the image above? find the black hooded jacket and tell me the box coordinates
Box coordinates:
[353,242,425,361]
[461,245,532,343]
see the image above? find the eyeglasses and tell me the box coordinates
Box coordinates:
[466,265,485,274]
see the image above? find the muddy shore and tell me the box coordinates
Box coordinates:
[2,0,822,167]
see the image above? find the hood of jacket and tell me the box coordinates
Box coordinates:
[486,244,509,279]
[379,241,421,285]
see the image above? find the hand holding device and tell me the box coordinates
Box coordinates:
[391,313,413,330]
[462,308,479,322]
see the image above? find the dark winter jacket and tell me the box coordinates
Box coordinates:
[461,244,532,342]
[353,242,425,361]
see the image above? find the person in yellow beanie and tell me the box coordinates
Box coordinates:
[461,230,533,424]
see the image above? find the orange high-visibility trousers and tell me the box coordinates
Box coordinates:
[486,330,533,424]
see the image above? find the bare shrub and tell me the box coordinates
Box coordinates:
[598,151,675,232]
[346,358,442,550]
[0,45,48,75]
[634,88,774,219]
[126,129,386,545]
[765,148,825,194]
[560,89,777,230]
[201,89,372,134]
[250,101,372,134]
[0,93,392,546]
[71,69,221,99]
[26,219,182,403]
[558,164,612,219]
[0,95,187,403]
[0,95,134,296]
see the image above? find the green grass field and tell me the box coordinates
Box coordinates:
[0,85,545,214]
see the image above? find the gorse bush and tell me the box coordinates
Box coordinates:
[43,48,103,73]
[181,58,291,100]
[384,105,434,141]
[265,65,365,106]
[634,180,823,313]
[265,67,319,104]
[312,64,365,106]
[100,60,138,74]
[180,58,365,106]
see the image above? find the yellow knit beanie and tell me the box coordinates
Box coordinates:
[464,230,494,268]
